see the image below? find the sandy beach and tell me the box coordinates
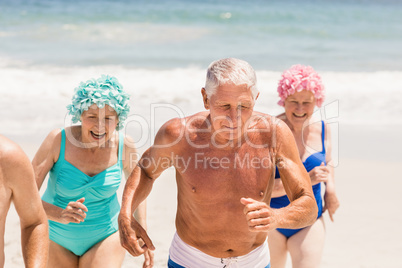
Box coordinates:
[2,0,402,266]
[4,123,402,268]
[2,62,401,268]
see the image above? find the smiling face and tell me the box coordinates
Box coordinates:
[80,104,119,145]
[284,90,316,128]
[202,83,255,144]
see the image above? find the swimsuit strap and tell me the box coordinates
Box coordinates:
[118,131,124,162]
[267,116,277,197]
[271,117,277,181]
[60,129,66,161]
[321,120,326,153]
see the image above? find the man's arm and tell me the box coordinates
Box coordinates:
[273,120,318,228]
[3,140,48,267]
[122,135,154,267]
[122,135,147,228]
[241,119,317,232]
[119,118,183,257]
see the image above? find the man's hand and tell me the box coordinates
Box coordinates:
[240,197,277,232]
[118,215,155,261]
[142,247,154,268]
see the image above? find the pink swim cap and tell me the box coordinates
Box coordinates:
[277,64,325,107]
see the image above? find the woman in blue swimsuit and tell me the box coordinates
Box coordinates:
[268,65,340,268]
[32,75,153,267]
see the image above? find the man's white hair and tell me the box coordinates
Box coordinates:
[204,58,259,99]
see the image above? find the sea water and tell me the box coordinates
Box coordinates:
[1,0,402,71]
[0,0,401,147]
[2,3,401,268]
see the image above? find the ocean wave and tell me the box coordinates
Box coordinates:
[0,65,401,139]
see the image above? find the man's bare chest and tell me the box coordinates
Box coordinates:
[174,148,273,199]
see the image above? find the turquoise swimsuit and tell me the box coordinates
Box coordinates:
[42,129,123,256]
[270,121,326,238]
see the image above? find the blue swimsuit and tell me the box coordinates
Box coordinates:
[42,129,123,256]
[270,121,326,238]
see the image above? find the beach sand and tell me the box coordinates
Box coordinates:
[4,124,402,268]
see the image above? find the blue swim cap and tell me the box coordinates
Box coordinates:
[67,75,130,130]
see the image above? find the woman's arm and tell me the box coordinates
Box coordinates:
[31,129,87,224]
[322,122,340,221]
[31,129,61,189]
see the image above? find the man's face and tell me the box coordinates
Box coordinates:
[203,83,255,144]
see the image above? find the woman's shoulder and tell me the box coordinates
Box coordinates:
[311,119,331,135]
[321,120,332,144]
[44,128,63,147]
[322,120,331,131]
[120,132,139,171]
[40,128,66,159]
[48,126,79,140]
[32,128,64,168]
[122,133,136,151]
[306,120,332,147]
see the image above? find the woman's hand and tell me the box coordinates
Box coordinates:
[323,189,340,222]
[58,197,88,224]
[309,162,330,185]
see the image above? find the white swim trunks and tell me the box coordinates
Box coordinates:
[168,232,270,268]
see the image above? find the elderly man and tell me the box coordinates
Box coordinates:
[0,135,48,267]
[118,58,318,267]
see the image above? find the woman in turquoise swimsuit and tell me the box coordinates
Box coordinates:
[268,65,340,268]
[32,75,153,267]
